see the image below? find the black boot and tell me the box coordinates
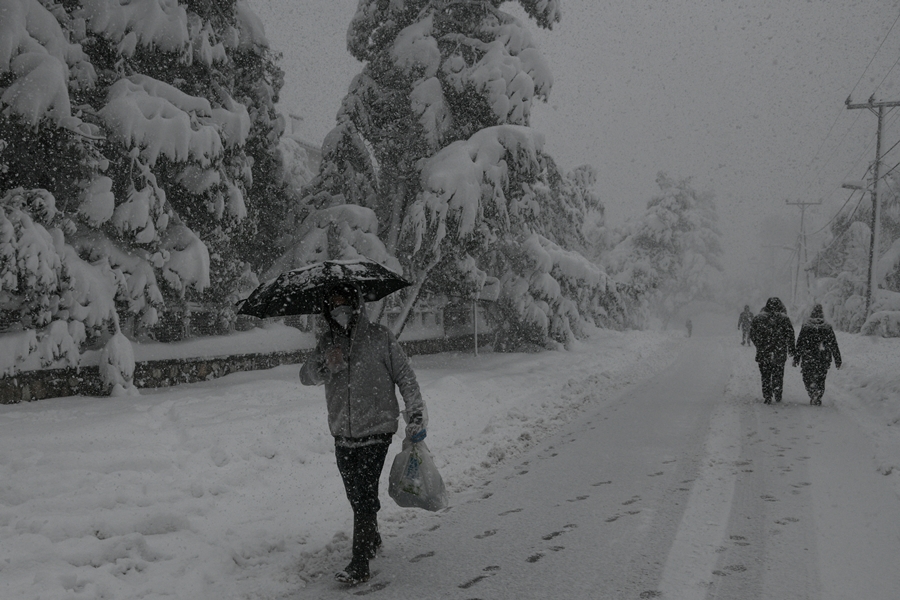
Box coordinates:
[335,556,370,584]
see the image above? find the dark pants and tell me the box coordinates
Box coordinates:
[335,440,391,560]
[741,327,751,345]
[758,359,786,402]
[801,364,827,403]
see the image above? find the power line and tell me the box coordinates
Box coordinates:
[795,10,900,203]
[848,9,900,100]
[874,53,900,97]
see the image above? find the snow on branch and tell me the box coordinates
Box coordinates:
[77,0,190,53]
[267,204,399,279]
[392,14,441,78]
[0,0,96,125]
[100,75,225,167]
[412,125,544,253]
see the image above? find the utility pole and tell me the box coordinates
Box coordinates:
[845,96,900,317]
[785,198,822,306]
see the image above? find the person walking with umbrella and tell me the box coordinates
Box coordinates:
[748,297,796,404]
[793,304,842,405]
[299,281,427,585]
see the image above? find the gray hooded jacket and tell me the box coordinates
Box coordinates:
[299,307,426,444]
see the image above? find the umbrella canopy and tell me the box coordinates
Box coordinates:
[237,258,410,319]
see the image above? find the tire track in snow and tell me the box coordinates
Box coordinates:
[655,366,742,599]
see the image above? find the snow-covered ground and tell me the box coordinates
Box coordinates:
[0,313,898,599]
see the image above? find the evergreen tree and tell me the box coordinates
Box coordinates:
[608,172,723,327]
[281,0,631,347]
[0,0,286,384]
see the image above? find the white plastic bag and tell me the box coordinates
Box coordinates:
[388,440,448,511]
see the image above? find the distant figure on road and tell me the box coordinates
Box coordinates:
[749,297,796,404]
[685,318,693,337]
[738,304,754,345]
[794,304,842,406]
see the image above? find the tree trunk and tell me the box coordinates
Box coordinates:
[384,178,406,256]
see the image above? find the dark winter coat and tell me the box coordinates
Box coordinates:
[738,308,753,332]
[795,310,842,374]
[749,298,795,364]
[300,292,426,443]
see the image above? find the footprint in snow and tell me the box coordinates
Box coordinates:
[457,566,500,590]
[592,480,612,486]
[498,508,523,516]
[567,495,589,502]
[410,551,435,563]
[458,575,488,589]
[474,529,497,539]
[541,525,576,540]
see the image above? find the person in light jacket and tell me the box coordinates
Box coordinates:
[793,304,842,406]
[749,297,796,404]
[300,282,427,585]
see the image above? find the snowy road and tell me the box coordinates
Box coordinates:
[306,320,900,600]
[2,316,898,599]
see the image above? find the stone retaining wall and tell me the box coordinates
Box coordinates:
[0,334,490,404]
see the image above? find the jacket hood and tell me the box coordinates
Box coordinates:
[763,297,786,314]
[744,305,750,312]
[805,304,826,327]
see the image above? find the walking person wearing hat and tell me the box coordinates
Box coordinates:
[793,304,842,405]
[300,282,427,584]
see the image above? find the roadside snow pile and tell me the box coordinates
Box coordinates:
[834,332,900,427]
[832,332,900,482]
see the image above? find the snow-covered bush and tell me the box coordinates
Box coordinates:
[860,289,900,337]
[811,171,900,333]
[0,0,288,382]
[98,330,137,396]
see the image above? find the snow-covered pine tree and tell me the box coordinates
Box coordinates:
[281,0,636,348]
[0,0,286,386]
[607,172,723,327]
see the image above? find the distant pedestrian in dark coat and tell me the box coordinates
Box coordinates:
[685,318,692,337]
[749,297,796,404]
[793,304,842,406]
[738,305,754,345]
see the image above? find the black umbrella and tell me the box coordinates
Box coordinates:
[237,258,410,318]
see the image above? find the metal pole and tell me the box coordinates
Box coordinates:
[867,106,884,317]
[473,298,478,356]
[786,199,821,304]
[845,97,900,316]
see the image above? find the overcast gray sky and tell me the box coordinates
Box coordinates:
[252,0,900,278]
